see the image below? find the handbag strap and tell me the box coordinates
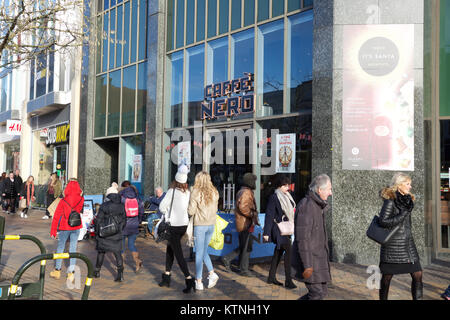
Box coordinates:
[167,188,176,220]
[62,198,82,221]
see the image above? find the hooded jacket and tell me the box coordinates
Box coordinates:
[119,186,144,236]
[50,181,84,237]
[234,187,259,233]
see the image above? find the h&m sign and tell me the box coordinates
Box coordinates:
[201,73,255,120]
[46,123,70,146]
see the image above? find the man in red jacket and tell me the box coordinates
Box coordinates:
[49,179,84,282]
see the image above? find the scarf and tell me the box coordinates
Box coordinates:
[26,183,35,206]
[275,188,296,222]
[394,191,414,212]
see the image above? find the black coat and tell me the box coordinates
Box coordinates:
[95,193,127,253]
[263,193,293,249]
[378,189,419,264]
[2,178,21,198]
[292,191,332,284]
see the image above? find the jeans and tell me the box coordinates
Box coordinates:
[147,213,161,234]
[122,234,138,252]
[55,229,80,272]
[194,225,215,280]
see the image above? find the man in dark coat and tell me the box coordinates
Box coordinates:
[293,174,333,300]
[94,187,127,282]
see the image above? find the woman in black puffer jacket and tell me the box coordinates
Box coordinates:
[94,186,127,282]
[378,173,422,300]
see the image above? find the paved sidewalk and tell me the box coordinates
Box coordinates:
[0,209,448,300]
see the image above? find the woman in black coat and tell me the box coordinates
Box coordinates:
[378,173,422,300]
[263,176,297,289]
[2,172,20,214]
[94,189,127,282]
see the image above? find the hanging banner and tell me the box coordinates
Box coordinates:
[178,141,191,171]
[276,134,296,173]
[342,25,414,171]
[131,154,142,183]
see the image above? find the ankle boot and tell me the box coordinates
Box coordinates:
[114,267,124,282]
[131,252,143,273]
[94,253,105,278]
[183,277,196,294]
[411,280,423,300]
[285,279,297,289]
[93,269,101,278]
[159,273,171,287]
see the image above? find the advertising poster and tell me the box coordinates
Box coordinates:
[342,25,414,171]
[276,134,296,173]
[131,154,142,183]
[178,141,191,171]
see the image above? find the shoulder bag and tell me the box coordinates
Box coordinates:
[275,215,294,236]
[366,215,400,245]
[156,189,176,243]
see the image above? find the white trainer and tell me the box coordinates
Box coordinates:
[24,214,28,219]
[42,216,49,220]
[20,212,24,218]
[207,272,219,289]
[195,280,204,291]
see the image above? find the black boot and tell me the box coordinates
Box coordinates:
[183,277,196,294]
[93,269,101,278]
[267,277,283,286]
[411,280,423,300]
[114,267,124,282]
[285,279,297,289]
[94,252,105,278]
[158,273,171,287]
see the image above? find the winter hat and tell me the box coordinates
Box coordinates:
[175,165,189,184]
[106,182,119,196]
[242,173,257,190]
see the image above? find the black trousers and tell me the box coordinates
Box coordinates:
[268,241,293,281]
[4,197,16,213]
[46,193,55,217]
[95,251,123,270]
[165,225,190,277]
[223,229,253,272]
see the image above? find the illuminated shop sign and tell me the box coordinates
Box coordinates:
[46,123,70,146]
[201,73,255,120]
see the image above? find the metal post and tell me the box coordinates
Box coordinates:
[0,216,5,261]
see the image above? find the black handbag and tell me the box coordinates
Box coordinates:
[63,198,82,227]
[99,215,119,238]
[366,215,400,245]
[156,189,176,243]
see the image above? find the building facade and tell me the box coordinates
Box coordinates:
[79,0,450,266]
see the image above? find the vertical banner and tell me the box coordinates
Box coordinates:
[178,141,191,171]
[131,154,142,183]
[342,25,414,171]
[276,134,296,173]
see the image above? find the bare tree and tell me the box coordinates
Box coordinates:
[0,0,89,70]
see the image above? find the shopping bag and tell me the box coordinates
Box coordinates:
[184,216,195,247]
[18,198,27,210]
[208,215,229,251]
[47,198,61,217]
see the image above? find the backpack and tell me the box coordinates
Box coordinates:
[125,198,139,217]
[63,198,82,227]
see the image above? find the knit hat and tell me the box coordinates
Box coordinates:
[106,182,119,196]
[242,173,257,190]
[175,165,189,184]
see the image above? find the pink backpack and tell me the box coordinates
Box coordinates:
[125,198,139,217]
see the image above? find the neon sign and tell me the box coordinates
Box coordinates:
[201,73,255,120]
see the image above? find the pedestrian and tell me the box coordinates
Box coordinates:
[49,179,84,283]
[93,184,127,282]
[188,171,220,291]
[14,169,23,210]
[43,172,62,219]
[158,165,195,293]
[19,176,36,219]
[2,172,20,214]
[378,173,423,300]
[293,174,332,300]
[147,186,166,236]
[119,180,144,273]
[221,172,260,277]
[263,175,297,289]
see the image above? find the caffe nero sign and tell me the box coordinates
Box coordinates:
[46,123,70,146]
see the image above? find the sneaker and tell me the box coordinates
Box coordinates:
[195,280,204,291]
[207,272,219,289]
[42,215,49,220]
[24,214,28,219]
[20,212,24,218]
[49,269,61,279]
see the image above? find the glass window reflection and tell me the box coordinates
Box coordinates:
[136,62,147,132]
[219,0,229,34]
[122,65,136,134]
[167,51,184,128]
[258,0,269,22]
[207,37,228,84]
[102,12,109,72]
[186,0,195,45]
[244,0,254,26]
[272,0,284,17]
[108,70,121,136]
[131,0,138,62]
[208,0,217,38]
[95,75,108,137]
[138,0,147,60]
[116,5,123,68]
[288,0,300,12]
[196,0,206,41]
[123,1,130,65]
[186,45,205,126]
[109,8,116,70]
[176,0,185,48]
[231,0,241,30]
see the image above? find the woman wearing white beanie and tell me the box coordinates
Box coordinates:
[158,165,195,293]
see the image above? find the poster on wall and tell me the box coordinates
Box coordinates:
[342,24,414,171]
[178,141,191,171]
[276,134,296,173]
[131,154,142,183]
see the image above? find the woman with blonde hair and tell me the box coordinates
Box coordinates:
[378,173,423,300]
[188,171,219,291]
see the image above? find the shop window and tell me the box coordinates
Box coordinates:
[219,0,229,34]
[288,10,313,113]
[102,11,109,72]
[231,0,242,31]
[130,0,138,62]
[122,135,145,194]
[197,0,206,41]
[272,0,284,17]
[109,8,116,70]
[138,0,147,60]
[176,0,185,48]
[258,115,312,212]
[116,4,123,68]
[186,0,195,45]
[95,74,108,137]
[208,0,217,38]
[257,19,284,116]
[186,45,205,126]
[287,0,300,12]
[123,1,130,65]
[122,65,136,134]
[167,0,175,51]
[136,62,147,132]
[108,70,121,136]
[243,0,254,27]
[440,120,450,248]
[166,51,184,128]
[257,0,269,22]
